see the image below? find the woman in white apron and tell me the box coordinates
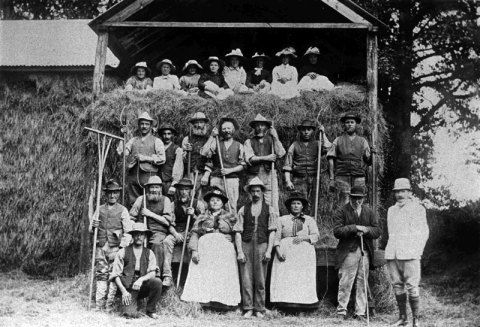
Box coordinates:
[181,188,241,308]
[270,191,319,309]
[270,47,300,99]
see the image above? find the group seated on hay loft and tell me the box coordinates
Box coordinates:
[124,46,336,100]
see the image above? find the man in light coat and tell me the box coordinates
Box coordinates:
[385,178,429,327]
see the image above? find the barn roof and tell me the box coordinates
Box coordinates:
[0,20,119,69]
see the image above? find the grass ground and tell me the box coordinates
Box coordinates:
[0,270,478,327]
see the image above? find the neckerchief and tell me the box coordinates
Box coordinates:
[291,213,305,236]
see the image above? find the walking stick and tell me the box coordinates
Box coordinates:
[360,234,370,326]
[142,185,148,247]
[187,125,192,179]
[215,135,232,212]
[86,131,113,310]
[314,128,323,222]
[176,170,199,288]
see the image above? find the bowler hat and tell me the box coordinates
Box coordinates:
[296,119,317,130]
[189,112,209,124]
[176,178,194,189]
[156,59,176,73]
[157,123,177,135]
[340,112,361,124]
[102,179,122,192]
[350,186,367,197]
[128,222,152,235]
[203,187,229,204]
[244,176,267,192]
[392,178,411,191]
[249,114,272,129]
[145,175,163,186]
[285,191,309,211]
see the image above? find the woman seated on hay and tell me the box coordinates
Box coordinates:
[223,49,253,94]
[297,47,335,92]
[246,52,272,93]
[198,56,234,100]
[181,187,241,309]
[125,62,153,91]
[270,47,300,100]
[179,60,203,94]
[153,59,186,95]
[270,191,319,309]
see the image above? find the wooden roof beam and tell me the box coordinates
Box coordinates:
[105,0,156,23]
[320,0,372,26]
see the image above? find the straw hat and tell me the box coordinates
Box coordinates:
[296,119,317,130]
[285,191,309,210]
[156,59,176,72]
[218,117,239,130]
[137,111,156,125]
[157,123,177,135]
[392,178,411,191]
[182,60,203,72]
[128,222,152,236]
[203,56,225,69]
[249,113,272,128]
[189,112,209,123]
[130,61,151,76]
[275,47,297,58]
[350,186,367,197]
[102,179,122,192]
[340,112,361,124]
[175,178,194,189]
[145,175,163,186]
[252,52,269,60]
[244,177,267,192]
[225,48,244,59]
[304,47,320,56]
[203,187,229,204]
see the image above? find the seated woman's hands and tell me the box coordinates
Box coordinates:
[275,246,286,261]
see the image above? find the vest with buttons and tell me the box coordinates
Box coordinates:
[120,245,149,289]
[97,203,124,247]
[160,143,178,183]
[212,140,242,178]
[291,141,318,177]
[246,136,275,175]
[335,135,366,177]
[242,201,270,243]
[184,134,209,173]
[145,196,169,233]
[174,199,200,231]
[130,134,159,173]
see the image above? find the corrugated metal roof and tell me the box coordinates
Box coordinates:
[0,19,119,68]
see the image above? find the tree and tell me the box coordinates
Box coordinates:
[357,0,479,201]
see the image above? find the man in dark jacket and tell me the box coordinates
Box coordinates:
[110,222,162,319]
[158,123,184,198]
[333,186,380,320]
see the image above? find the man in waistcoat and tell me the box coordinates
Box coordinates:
[110,222,162,319]
[283,119,331,213]
[89,180,132,312]
[234,177,277,318]
[162,178,206,286]
[123,112,166,207]
[182,112,211,197]
[158,123,184,199]
[201,117,245,212]
[129,176,174,284]
[327,112,373,205]
[244,114,285,216]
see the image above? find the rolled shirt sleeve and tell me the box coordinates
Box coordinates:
[243,139,255,164]
[109,248,126,281]
[120,207,133,247]
[147,249,159,274]
[273,217,284,247]
[238,143,246,166]
[152,138,166,165]
[282,143,296,172]
[162,197,174,224]
[233,206,245,233]
[129,196,144,221]
[171,147,184,185]
[326,137,338,159]
[200,136,217,158]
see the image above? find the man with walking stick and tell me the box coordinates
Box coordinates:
[386,178,429,327]
[244,114,285,216]
[201,117,245,212]
[333,185,380,321]
[89,180,132,312]
[283,119,331,214]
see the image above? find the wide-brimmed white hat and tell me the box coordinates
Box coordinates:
[182,60,203,72]
[392,178,411,191]
[225,48,244,58]
[244,176,267,192]
[275,47,297,58]
[136,111,156,125]
[252,52,269,60]
[304,47,320,56]
[156,59,176,72]
[130,61,151,76]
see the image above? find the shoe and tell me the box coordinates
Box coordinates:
[255,311,264,318]
[147,312,159,319]
[412,318,420,327]
[105,306,114,314]
[337,313,348,320]
[162,276,173,287]
[391,316,408,326]
[243,310,253,318]
[354,314,366,322]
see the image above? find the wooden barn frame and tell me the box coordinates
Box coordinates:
[89,0,386,269]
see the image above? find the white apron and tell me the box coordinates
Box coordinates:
[298,75,335,92]
[270,237,318,304]
[181,233,241,306]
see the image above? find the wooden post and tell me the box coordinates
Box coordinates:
[366,31,378,210]
[93,30,108,98]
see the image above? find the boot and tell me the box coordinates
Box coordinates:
[409,296,420,327]
[390,293,408,326]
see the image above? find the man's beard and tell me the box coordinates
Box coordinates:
[192,125,208,136]
[300,135,312,141]
[147,191,162,202]
[252,195,261,202]
[179,195,189,203]
[222,132,233,139]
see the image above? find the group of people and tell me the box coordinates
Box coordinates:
[124,46,335,99]
[89,110,429,327]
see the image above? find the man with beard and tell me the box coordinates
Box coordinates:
[158,123,184,199]
[201,117,245,212]
[182,112,211,196]
[385,178,429,327]
[234,177,277,318]
[129,176,173,284]
[283,119,331,213]
[244,114,285,216]
[110,222,162,319]
[333,185,380,321]
[327,112,374,205]
[162,178,205,287]
[122,112,165,207]
[89,180,132,312]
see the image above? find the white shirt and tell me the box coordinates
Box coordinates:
[153,74,181,90]
[385,199,429,260]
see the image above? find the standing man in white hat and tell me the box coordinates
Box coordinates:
[244,114,285,216]
[386,178,429,327]
[122,111,165,207]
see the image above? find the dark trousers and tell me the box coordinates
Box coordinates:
[292,175,317,214]
[122,278,163,315]
[148,233,167,278]
[239,238,268,312]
